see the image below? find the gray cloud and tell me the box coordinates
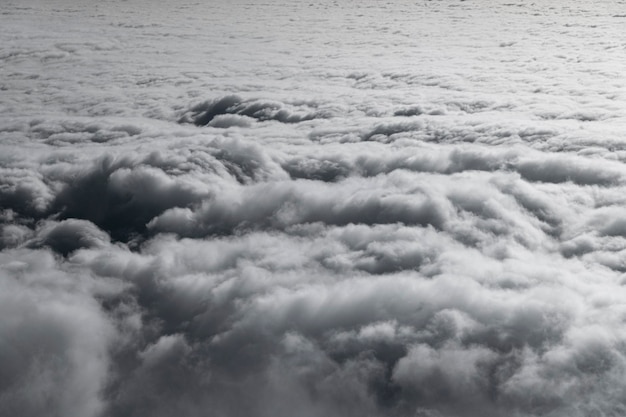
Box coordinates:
[3,0,626,416]
[179,95,335,126]
[0,249,123,417]
[26,219,111,255]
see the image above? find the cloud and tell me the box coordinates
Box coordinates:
[3,1,626,416]
[47,156,207,241]
[179,95,334,126]
[60,221,624,416]
[0,167,54,218]
[25,219,110,256]
[0,249,123,417]
[147,174,454,237]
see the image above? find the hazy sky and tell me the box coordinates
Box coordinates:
[2,1,626,416]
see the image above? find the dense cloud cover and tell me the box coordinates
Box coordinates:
[3,0,626,416]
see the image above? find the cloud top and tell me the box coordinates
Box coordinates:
[3,0,626,416]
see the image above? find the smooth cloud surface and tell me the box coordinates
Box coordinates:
[3,0,626,416]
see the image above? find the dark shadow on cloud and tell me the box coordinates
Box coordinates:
[2,140,289,245]
[393,106,425,117]
[325,334,408,407]
[179,95,331,126]
[50,156,206,243]
[362,121,425,142]
[282,158,352,182]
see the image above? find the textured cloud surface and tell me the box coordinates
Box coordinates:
[3,0,626,416]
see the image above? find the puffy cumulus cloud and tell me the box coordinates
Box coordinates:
[0,134,287,243]
[0,166,55,218]
[147,173,455,237]
[4,0,626,416]
[0,223,33,249]
[25,219,111,256]
[0,249,126,417]
[60,218,613,411]
[63,227,626,417]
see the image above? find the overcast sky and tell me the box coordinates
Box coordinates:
[3,1,626,416]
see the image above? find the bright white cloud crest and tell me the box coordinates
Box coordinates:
[3,0,626,416]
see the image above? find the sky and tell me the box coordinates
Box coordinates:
[2,0,626,416]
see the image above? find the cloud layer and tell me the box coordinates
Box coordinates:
[3,0,626,416]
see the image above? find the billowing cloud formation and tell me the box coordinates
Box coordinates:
[179,94,334,126]
[3,0,626,416]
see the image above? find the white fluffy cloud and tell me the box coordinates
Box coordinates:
[3,0,626,416]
